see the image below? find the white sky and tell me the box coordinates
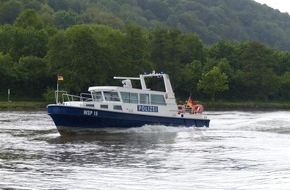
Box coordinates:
[253,0,290,14]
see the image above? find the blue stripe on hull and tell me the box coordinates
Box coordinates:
[47,105,210,133]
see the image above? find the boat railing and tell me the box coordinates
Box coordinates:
[55,91,92,104]
[80,93,93,102]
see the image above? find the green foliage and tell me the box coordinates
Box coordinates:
[14,9,44,29]
[0,25,49,62]
[0,0,23,24]
[38,4,55,26]
[119,25,151,75]
[150,28,182,71]
[81,7,124,29]
[54,10,79,29]
[43,87,56,102]
[236,41,281,100]
[207,41,239,68]
[198,66,229,100]
[1,0,290,50]
[15,56,47,81]
[175,60,203,99]
[13,56,49,98]
[0,53,17,91]
[1,0,290,103]
[179,34,205,64]
[142,0,171,21]
[47,24,120,92]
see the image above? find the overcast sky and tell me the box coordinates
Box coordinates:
[253,0,290,14]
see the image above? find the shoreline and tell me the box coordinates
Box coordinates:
[0,101,49,111]
[203,101,290,111]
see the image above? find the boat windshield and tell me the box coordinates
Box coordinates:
[104,91,120,102]
[92,91,103,102]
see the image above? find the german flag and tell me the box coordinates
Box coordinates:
[187,96,194,108]
[57,75,64,81]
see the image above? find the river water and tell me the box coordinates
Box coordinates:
[0,111,290,190]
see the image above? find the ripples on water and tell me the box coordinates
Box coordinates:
[0,111,290,190]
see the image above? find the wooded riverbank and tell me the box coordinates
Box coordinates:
[0,101,49,110]
[1,101,290,111]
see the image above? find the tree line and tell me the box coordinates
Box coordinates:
[1,0,290,50]
[0,9,290,102]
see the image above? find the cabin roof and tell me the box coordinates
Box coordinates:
[88,86,164,94]
[88,86,119,91]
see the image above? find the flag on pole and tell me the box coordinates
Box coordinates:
[57,75,63,81]
[56,75,63,104]
[187,96,194,108]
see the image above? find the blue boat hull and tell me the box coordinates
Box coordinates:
[47,105,210,135]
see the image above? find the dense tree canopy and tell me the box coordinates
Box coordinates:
[0,0,290,102]
[1,0,290,50]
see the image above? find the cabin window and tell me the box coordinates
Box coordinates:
[140,93,149,104]
[113,105,122,110]
[101,105,108,109]
[92,92,103,102]
[104,91,120,102]
[130,93,138,103]
[121,92,130,103]
[151,94,166,105]
[120,92,138,103]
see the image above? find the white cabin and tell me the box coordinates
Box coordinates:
[61,72,180,117]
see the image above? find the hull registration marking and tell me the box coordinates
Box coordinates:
[83,110,98,116]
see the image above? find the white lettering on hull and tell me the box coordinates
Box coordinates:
[137,105,158,112]
[83,110,98,116]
